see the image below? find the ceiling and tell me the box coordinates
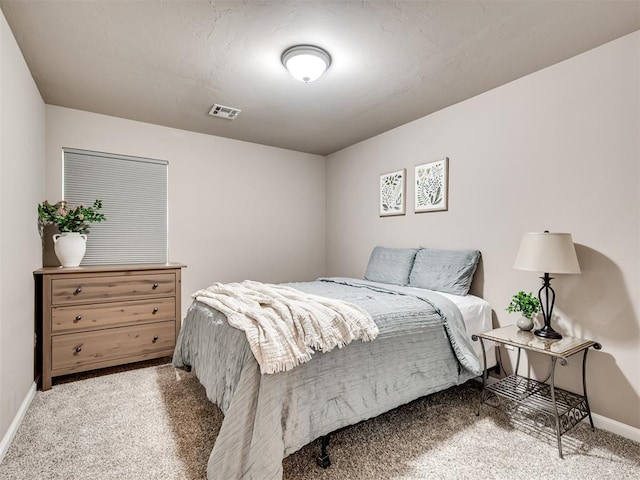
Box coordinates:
[1,1,638,156]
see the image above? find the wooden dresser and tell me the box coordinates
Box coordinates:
[34,263,185,390]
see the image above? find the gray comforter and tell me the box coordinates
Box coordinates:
[173,278,482,480]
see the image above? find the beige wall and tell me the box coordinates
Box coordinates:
[326,32,640,428]
[45,106,327,316]
[0,11,45,439]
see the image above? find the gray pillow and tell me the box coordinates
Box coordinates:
[364,247,418,286]
[409,248,481,295]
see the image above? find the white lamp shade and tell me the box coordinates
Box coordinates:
[282,45,331,83]
[513,232,581,274]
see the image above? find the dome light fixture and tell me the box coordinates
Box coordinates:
[281,45,331,83]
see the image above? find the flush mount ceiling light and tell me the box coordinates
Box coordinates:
[281,45,331,83]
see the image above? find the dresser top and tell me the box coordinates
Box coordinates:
[34,263,186,275]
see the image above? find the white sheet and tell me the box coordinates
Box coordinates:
[415,289,496,369]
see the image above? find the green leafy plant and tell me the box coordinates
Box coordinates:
[38,199,106,234]
[506,291,541,320]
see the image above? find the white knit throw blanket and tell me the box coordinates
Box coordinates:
[193,280,379,374]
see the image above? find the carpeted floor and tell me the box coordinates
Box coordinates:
[0,362,638,479]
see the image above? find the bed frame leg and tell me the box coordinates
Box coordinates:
[317,434,331,469]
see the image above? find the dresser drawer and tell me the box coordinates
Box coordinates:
[51,273,176,305]
[51,321,175,371]
[51,297,176,333]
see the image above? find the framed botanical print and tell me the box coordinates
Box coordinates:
[379,169,406,216]
[415,157,448,213]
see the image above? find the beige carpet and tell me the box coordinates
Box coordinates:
[0,362,638,479]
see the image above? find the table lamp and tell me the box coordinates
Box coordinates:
[513,231,581,340]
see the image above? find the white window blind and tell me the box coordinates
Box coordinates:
[63,148,168,265]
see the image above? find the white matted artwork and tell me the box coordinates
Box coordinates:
[415,157,449,213]
[379,169,406,216]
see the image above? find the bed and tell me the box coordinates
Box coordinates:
[173,247,495,480]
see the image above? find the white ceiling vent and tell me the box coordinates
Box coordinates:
[208,104,241,120]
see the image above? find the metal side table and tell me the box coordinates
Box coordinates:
[472,325,602,458]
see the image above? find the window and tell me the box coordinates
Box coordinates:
[63,148,168,265]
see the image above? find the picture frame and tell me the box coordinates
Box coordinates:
[414,157,449,213]
[379,168,406,216]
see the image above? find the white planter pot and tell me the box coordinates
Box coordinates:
[516,316,534,331]
[53,232,87,267]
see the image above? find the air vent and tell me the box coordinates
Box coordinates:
[208,104,241,120]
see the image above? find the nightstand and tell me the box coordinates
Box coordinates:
[472,325,601,458]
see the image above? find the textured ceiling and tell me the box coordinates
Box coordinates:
[1,1,639,155]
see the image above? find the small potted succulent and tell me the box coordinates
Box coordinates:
[506,291,541,331]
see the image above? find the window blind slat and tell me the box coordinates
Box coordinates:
[63,148,168,265]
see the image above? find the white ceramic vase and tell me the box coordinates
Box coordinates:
[516,316,534,331]
[53,232,87,267]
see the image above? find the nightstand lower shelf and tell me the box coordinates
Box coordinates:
[483,375,590,436]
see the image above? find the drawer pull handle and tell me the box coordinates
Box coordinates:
[152,336,159,343]
[152,283,159,290]
[152,307,159,314]
[74,286,83,295]
[74,315,82,323]
[74,346,82,354]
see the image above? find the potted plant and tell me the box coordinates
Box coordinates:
[506,291,541,331]
[38,200,106,267]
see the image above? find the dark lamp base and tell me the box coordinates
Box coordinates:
[534,325,562,340]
